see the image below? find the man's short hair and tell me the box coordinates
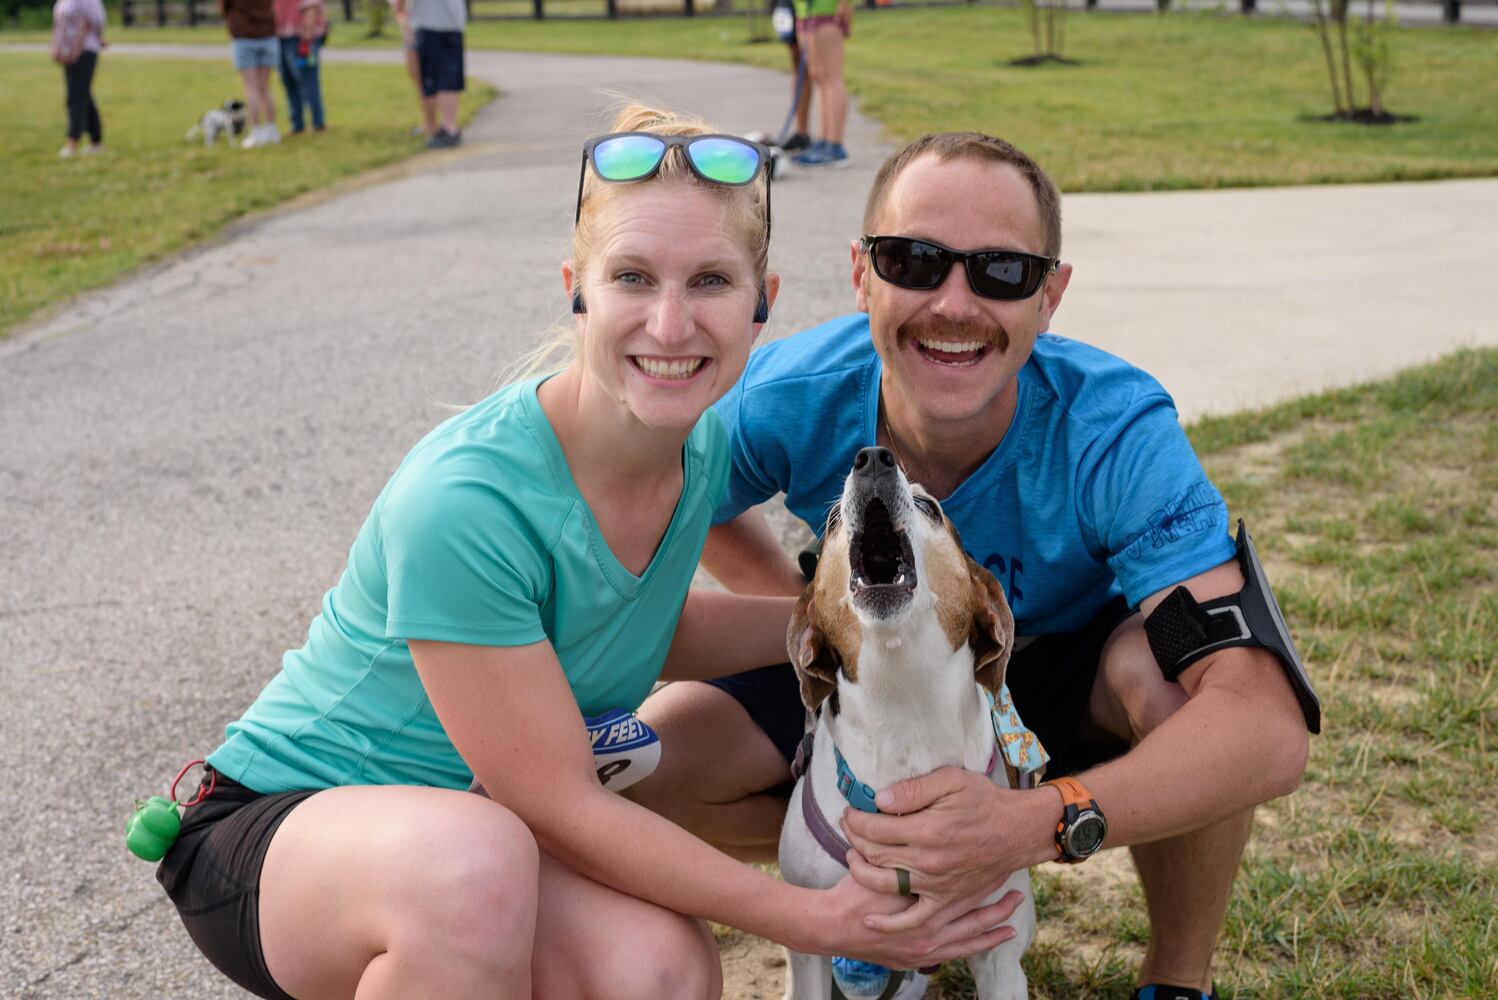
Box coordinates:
[862,132,1062,257]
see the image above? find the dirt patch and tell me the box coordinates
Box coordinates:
[719,929,786,1000]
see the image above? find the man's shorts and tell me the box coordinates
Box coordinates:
[231,37,280,72]
[156,771,317,1000]
[415,28,465,97]
[707,595,1135,780]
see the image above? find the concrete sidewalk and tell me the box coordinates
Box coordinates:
[1,43,1495,999]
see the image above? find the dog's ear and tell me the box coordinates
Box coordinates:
[788,588,839,713]
[966,557,1015,697]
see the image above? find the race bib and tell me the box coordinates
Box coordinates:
[585,708,662,792]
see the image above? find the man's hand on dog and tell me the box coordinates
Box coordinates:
[821,872,1024,967]
[839,766,1048,932]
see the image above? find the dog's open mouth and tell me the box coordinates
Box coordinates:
[849,497,917,615]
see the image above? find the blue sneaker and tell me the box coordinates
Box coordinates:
[793,139,832,166]
[830,957,928,999]
[824,142,850,168]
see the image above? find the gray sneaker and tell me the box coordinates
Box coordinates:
[425,129,462,150]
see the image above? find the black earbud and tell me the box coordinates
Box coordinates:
[572,290,586,315]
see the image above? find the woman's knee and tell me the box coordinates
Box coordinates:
[419,808,541,952]
[606,912,720,1000]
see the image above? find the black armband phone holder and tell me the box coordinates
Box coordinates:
[1143,519,1321,734]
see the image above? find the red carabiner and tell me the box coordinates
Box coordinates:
[169,759,216,808]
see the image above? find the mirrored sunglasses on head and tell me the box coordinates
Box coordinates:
[861,235,1058,301]
[575,131,773,239]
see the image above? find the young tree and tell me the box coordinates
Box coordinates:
[1016,0,1069,65]
[1309,0,1398,121]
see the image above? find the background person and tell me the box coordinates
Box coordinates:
[632,131,1313,1000]
[221,0,280,147]
[790,0,850,166]
[50,0,106,158]
[770,0,811,152]
[396,0,466,148]
[273,0,327,135]
[150,106,1019,1000]
[391,0,425,136]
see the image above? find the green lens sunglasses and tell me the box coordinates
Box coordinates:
[574,131,773,242]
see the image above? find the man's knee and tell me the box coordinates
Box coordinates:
[1093,615,1190,743]
[632,681,789,809]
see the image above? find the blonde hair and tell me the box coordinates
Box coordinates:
[501,102,771,386]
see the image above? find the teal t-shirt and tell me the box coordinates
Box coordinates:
[209,377,729,793]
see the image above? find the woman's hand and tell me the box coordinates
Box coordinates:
[810,872,1022,969]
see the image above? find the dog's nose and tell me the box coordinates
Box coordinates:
[852,446,899,479]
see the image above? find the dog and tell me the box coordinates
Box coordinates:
[185,100,247,147]
[742,130,789,180]
[779,445,1039,999]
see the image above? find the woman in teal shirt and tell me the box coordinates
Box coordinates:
[156,104,1019,1000]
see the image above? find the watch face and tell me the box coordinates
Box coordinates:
[1066,812,1106,857]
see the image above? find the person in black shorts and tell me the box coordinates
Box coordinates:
[628,131,1312,1000]
[397,0,465,148]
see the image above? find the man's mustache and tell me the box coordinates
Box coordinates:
[896,317,1010,354]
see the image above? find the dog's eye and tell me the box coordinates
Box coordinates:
[912,494,941,521]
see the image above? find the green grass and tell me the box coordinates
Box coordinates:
[951,350,1497,998]
[11,5,1497,191]
[0,52,491,335]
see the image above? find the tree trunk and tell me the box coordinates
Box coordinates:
[1311,0,1347,114]
[1364,0,1385,117]
[1335,6,1358,112]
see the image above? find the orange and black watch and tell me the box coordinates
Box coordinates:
[1047,776,1107,864]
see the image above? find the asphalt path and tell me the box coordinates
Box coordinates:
[2,42,1496,999]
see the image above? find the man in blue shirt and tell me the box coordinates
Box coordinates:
[631,132,1309,1000]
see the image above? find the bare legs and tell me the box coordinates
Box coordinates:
[630,681,792,863]
[1088,615,1254,993]
[435,91,459,136]
[802,22,848,147]
[239,65,277,136]
[257,784,720,1000]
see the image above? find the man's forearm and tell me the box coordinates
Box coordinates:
[702,509,806,596]
[661,591,798,681]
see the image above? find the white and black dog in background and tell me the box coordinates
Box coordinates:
[185,99,248,147]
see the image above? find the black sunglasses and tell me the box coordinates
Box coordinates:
[575,131,773,242]
[860,235,1058,301]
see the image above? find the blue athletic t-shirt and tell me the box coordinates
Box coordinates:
[209,376,729,794]
[712,315,1236,635]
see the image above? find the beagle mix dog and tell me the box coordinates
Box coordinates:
[780,446,1036,1000]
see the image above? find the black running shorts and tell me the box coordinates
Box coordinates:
[155,772,317,1000]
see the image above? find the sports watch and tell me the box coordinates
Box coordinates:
[1047,776,1107,864]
